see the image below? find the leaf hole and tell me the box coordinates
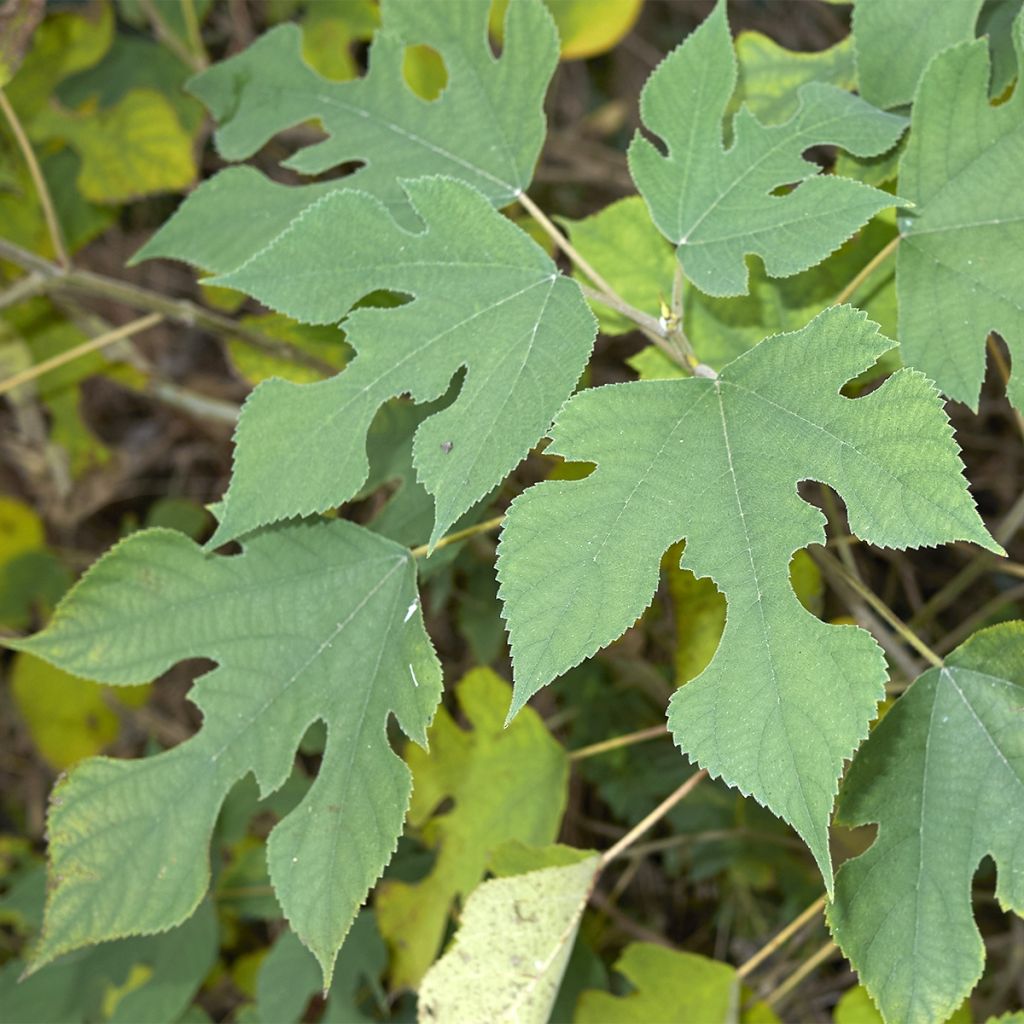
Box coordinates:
[403,44,448,101]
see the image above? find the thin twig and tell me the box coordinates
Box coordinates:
[599,769,708,867]
[0,272,46,311]
[569,724,668,762]
[736,895,827,978]
[814,547,942,668]
[0,313,163,397]
[180,0,209,68]
[760,940,839,1011]
[0,88,69,268]
[410,514,505,559]
[0,238,337,375]
[833,235,899,307]
[140,0,204,72]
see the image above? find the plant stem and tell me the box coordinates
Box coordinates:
[599,769,708,868]
[140,0,205,72]
[760,940,839,1011]
[814,547,942,668]
[569,724,668,762]
[410,514,505,559]
[832,234,899,307]
[0,89,69,268]
[516,190,705,373]
[0,238,337,376]
[180,0,209,68]
[736,894,827,978]
[0,313,163,397]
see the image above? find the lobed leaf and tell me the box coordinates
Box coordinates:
[497,305,1000,889]
[896,12,1024,412]
[205,176,595,549]
[829,622,1024,1024]
[628,0,907,297]
[6,519,441,989]
[134,0,559,272]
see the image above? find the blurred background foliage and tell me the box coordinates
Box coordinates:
[1,1,1022,1021]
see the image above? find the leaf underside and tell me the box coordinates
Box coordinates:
[498,305,999,889]
[10,518,441,989]
[829,622,1024,1024]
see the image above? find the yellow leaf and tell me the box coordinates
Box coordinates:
[10,652,148,769]
[34,88,196,203]
[0,497,44,564]
[403,43,447,101]
[491,0,643,60]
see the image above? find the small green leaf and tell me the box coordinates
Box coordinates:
[828,621,1024,1024]
[6,519,441,989]
[417,854,601,1023]
[206,177,595,549]
[576,943,779,1023]
[376,668,568,987]
[498,305,999,889]
[628,1,906,296]
[853,0,983,110]
[896,13,1024,411]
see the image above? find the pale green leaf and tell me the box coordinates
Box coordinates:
[417,854,601,1024]
[828,621,1024,1024]
[896,14,1024,411]
[628,1,906,297]
[575,943,779,1023]
[853,0,983,110]
[833,985,971,1024]
[376,668,568,987]
[498,305,999,888]
[134,0,558,271]
[6,519,441,988]
[205,177,595,549]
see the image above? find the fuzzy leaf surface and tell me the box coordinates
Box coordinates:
[853,0,983,110]
[828,622,1024,1024]
[133,0,558,272]
[627,1,906,297]
[498,305,999,888]
[7,519,441,988]
[417,854,600,1024]
[207,177,595,549]
[896,16,1024,411]
[376,668,568,987]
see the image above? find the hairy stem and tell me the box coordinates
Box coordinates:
[833,234,899,307]
[569,724,669,762]
[410,514,505,559]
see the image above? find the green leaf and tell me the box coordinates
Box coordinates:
[575,943,779,1023]
[6,518,442,988]
[833,984,972,1024]
[497,305,999,888]
[828,621,1024,1024]
[628,1,906,297]
[853,0,983,110]
[896,13,1024,411]
[255,912,386,1024]
[205,177,595,549]
[0,0,44,88]
[417,854,601,1023]
[134,0,558,271]
[376,668,568,987]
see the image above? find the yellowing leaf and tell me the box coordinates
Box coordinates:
[0,496,44,563]
[34,88,196,203]
[0,0,44,87]
[576,943,779,1023]
[227,312,348,386]
[417,854,601,1023]
[376,668,568,988]
[492,0,642,60]
[10,653,123,770]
